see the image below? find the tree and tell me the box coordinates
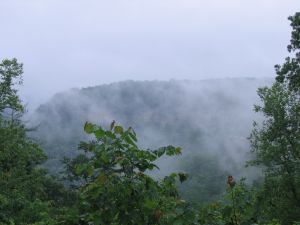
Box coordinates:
[0,58,71,224]
[249,13,300,222]
[249,82,300,223]
[275,12,300,90]
[62,121,198,225]
[0,58,24,114]
[248,12,300,224]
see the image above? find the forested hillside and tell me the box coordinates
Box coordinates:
[31,78,271,202]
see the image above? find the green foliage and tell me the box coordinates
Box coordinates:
[198,12,300,225]
[199,201,225,225]
[275,12,300,90]
[250,11,300,224]
[0,58,24,113]
[199,178,259,225]
[62,121,196,225]
[250,82,300,171]
[223,178,258,225]
[249,80,300,224]
[32,77,263,185]
[0,58,72,224]
[179,154,227,203]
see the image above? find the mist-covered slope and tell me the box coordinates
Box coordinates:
[30,78,272,202]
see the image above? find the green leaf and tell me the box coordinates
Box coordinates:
[97,173,107,184]
[148,163,159,170]
[143,199,157,209]
[95,129,105,139]
[105,130,115,138]
[175,147,182,155]
[74,164,85,175]
[86,165,95,176]
[128,132,137,142]
[100,152,109,163]
[114,126,124,134]
[84,122,94,134]
[178,173,188,183]
[155,148,165,157]
[124,135,137,147]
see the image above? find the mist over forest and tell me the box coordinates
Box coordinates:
[1,1,300,224]
[29,77,272,202]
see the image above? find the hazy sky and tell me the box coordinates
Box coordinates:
[0,0,299,108]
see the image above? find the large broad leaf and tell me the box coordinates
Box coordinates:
[128,128,137,142]
[124,135,137,147]
[95,129,105,139]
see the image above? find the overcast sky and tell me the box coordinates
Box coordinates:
[0,0,299,108]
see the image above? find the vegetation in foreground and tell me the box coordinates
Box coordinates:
[1,12,300,225]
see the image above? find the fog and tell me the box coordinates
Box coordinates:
[1,1,298,202]
[29,78,272,201]
[0,0,299,110]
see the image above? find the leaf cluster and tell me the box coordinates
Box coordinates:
[62,121,194,225]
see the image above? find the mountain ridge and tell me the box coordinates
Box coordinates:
[30,77,273,202]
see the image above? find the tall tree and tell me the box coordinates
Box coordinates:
[250,83,300,223]
[0,58,70,224]
[250,12,300,224]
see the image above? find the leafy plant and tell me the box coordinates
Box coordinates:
[62,121,196,225]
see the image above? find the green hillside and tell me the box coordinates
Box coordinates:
[31,78,271,203]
